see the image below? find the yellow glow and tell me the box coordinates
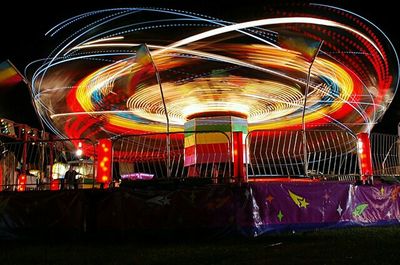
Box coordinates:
[71,45,354,131]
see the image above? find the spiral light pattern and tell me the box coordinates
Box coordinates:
[28,4,399,140]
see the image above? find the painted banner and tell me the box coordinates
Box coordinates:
[238,182,400,236]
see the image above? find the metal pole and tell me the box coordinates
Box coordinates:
[15,61,46,140]
[302,41,323,178]
[143,44,171,178]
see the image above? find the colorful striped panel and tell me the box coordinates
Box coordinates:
[184,116,248,166]
[184,154,196,166]
[232,117,248,133]
[185,132,229,147]
[184,143,230,165]
[184,153,230,166]
[184,134,197,147]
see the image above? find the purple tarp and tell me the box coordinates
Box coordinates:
[238,182,400,236]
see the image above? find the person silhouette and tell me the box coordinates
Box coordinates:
[64,166,78,190]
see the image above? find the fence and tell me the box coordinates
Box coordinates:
[0,138,96,191]
[112,131,231,181]
[371,133,400,176]
[2,131,400,191]
[245,129,360,179]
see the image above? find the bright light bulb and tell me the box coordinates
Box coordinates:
[76,149,83,157]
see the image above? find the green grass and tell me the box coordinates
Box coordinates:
[1,226,400,265]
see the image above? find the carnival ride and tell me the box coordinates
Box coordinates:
[1,3,400,239]
[24,3,399,181]
[29,4,398,137]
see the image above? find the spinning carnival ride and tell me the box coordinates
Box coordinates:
[3,4,400,236]
[27,4,399,174]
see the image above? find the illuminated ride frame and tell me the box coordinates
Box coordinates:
[27,4,399,184]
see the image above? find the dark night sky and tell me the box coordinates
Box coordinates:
[0,0,398,133]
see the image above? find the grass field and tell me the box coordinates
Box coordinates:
[1,226,400,265]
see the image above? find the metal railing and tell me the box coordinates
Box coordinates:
[245,129,360,179]
[112,131,231,181]
[0,138,96,191]
[371,133,400,176]
[3,130,400,191]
